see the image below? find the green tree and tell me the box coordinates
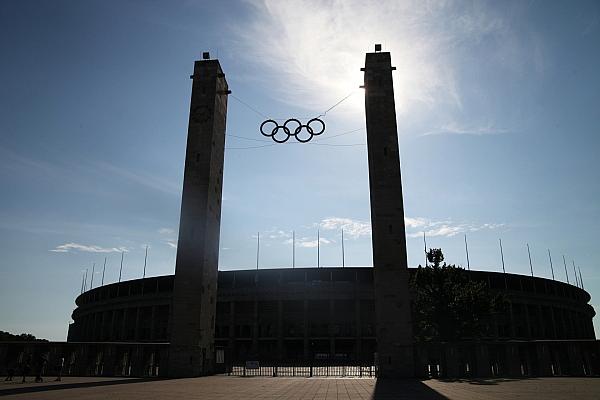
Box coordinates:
[411,248,504,341]
[0,330,47,342]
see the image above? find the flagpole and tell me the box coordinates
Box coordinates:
[256,232,260,270]
[143,245,148,278]
[341,229,345,268]
[547,249,555,280]
[101,257,106,286]
[423,231,428,267]
[562,255,569,284]
[527,243,533,277]
[317,229,320,268]
[90,263,95,289]
[292,230,295,269]
[464,234,470,271]
[119,251,124,283]
[499,239,506,289]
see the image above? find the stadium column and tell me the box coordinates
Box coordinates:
[363,48,414,378]
[168,58,229,377]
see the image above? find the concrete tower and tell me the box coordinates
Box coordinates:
[168,57,229,377]
[363,48,414,377]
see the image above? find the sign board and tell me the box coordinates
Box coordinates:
[245,360,260,369]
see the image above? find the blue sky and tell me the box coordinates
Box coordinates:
[0,0,599,340]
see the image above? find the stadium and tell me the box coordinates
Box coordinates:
[2,48,598,379]
[60,267,598,377]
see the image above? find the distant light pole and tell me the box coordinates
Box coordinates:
[256,232,260,270]
[101,257,107,286]
[562,255,569,284]
[547,249,555,280]
[464,234,470,271]
[317,229,320,268]
[118,251,124,283]
[527,243,534,277]
[143,245,148,278]
[90,263,96,289]
[341,229,345,268]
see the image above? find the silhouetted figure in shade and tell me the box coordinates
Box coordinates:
[34,353,47,383]
[21,355,31,383]
[4,359,15,381]
[55,357,64,381]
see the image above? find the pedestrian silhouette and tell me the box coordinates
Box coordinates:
[21,355,31,383]
[55,356,64,381]
[4,358,15,381]
[34,352,47,383]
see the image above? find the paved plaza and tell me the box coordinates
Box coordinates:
[1,376,599,399]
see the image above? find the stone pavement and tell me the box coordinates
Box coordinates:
[1,376,599,399]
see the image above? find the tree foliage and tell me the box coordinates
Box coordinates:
[410,248,504,342]
[0,330,47,342]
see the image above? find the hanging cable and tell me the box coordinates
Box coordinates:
[312,127,364,142]
[230,94,270,119]
[316,91,356,118]
[225,127,365,149]
[230,90,357,121]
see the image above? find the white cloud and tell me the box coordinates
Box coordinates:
[319,217,371,239]
[422,122,508,136]
[158,228,175,235]
[50,243,128,253]
[262,228,292,239]
[405,218,504,238]
[235,0,511,119]
[285,237,332,248]
[404,217,429,228]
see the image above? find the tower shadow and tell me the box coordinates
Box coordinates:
[372,378,450,400]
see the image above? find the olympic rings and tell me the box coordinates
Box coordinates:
[260,118,325,143]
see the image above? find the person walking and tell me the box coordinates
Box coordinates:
[4,359,15,381]
[34,352,47,383]
[21,355,31,383]
[55,357,64,381]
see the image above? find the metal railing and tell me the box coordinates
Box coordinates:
[228,363,376,377]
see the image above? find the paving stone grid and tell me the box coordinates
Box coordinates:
[1,376,599,399]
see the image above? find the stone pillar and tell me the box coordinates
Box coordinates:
[251,300,258,356]
[229,301,235,361]
[329,299,335,358]
[121,309,127,341]
[550,306,558,338]
[303,300,309,360]
[524,305,532,338]
[362,47,413,377]
[355,298,361,361]
[168,57,229,377]
[110,310,117,341]
[134,307,140,341]
[508,302,516,337]
[277,300,284,360]
[150,306,156,341]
